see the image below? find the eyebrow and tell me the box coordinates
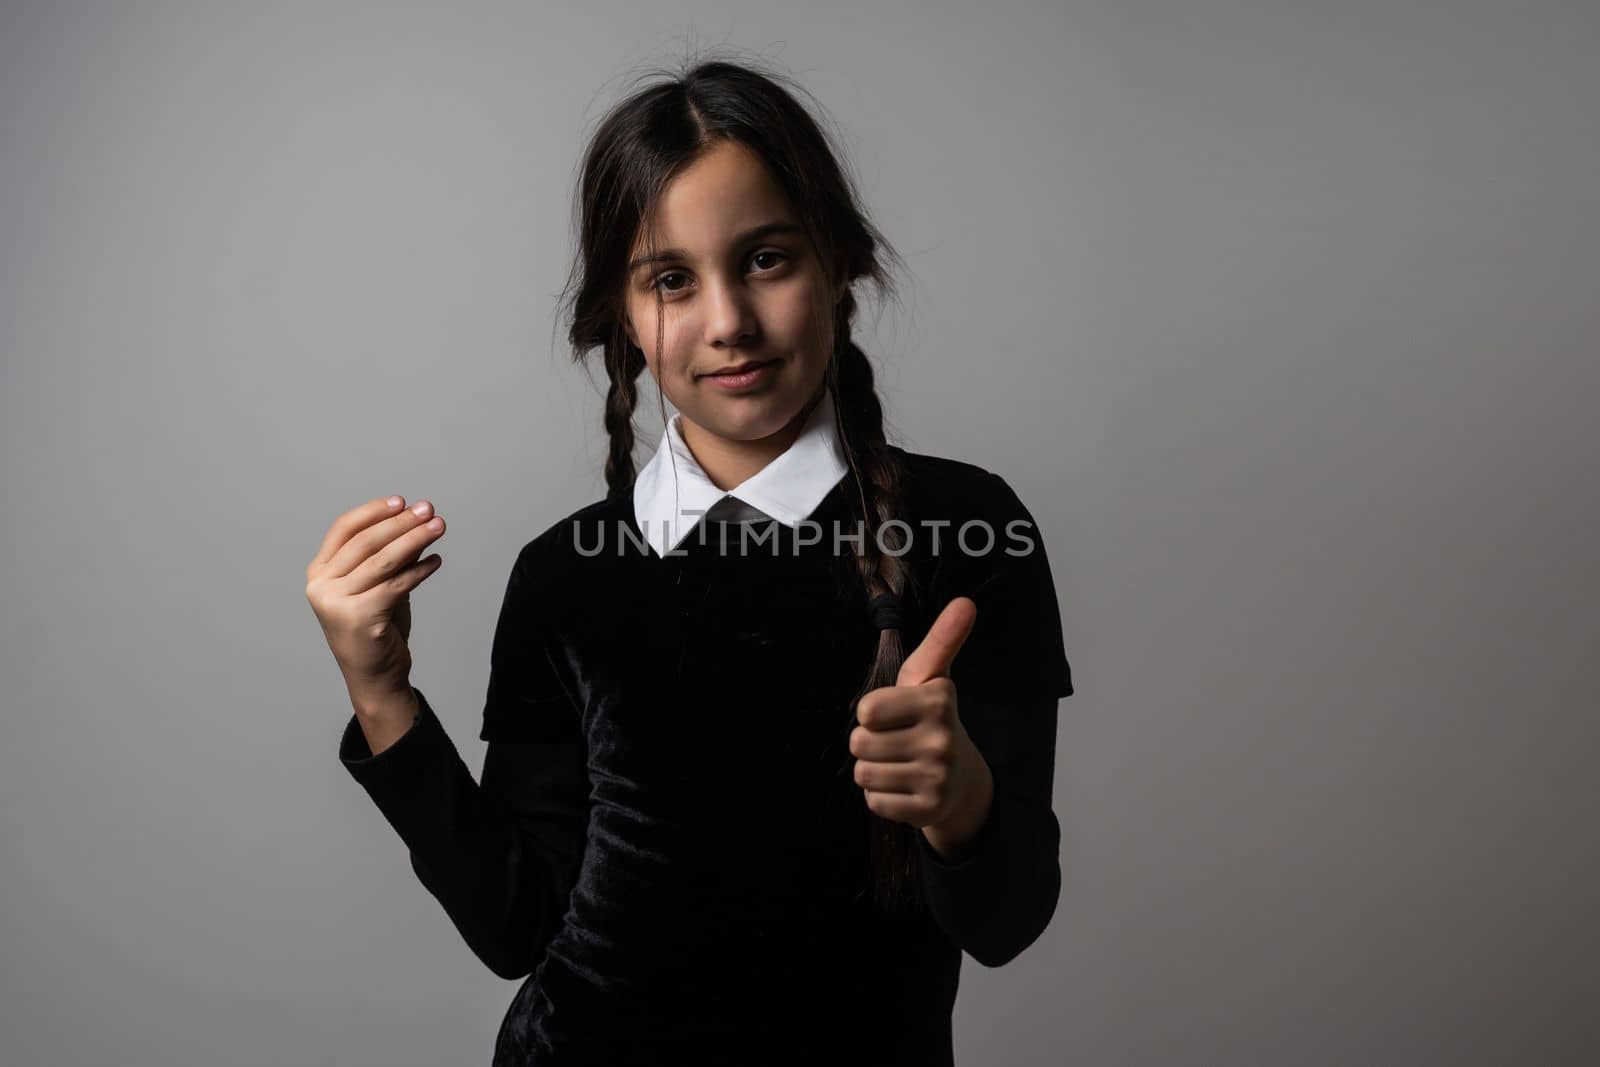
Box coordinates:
[628,221,805,273]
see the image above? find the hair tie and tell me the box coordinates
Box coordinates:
[867,592,904,631]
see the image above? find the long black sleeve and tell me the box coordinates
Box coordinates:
[914,695,1062,967]
[339,685,590,980]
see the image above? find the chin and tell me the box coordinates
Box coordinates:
[693,394,811,442]
[704,407,791,442]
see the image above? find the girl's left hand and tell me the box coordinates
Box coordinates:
[849,597,991,835]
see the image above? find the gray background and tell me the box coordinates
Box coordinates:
[3,2,1596,1064]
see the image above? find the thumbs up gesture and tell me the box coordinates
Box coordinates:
[849,596,996,859]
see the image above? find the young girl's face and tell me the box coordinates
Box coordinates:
[623,139,843,447]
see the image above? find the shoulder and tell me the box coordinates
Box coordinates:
[890,445,1035,525]
[887,445,1058,597]
[508,489,634,594]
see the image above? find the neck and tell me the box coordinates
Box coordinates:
[679,388,825,491]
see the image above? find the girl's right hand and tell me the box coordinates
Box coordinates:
[304,495,446,707]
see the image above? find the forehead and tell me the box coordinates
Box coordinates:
[633,140,797,253]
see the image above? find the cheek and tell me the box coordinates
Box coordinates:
[762,280,827,345]
[629,303,691,371]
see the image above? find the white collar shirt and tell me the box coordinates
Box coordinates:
[631,389,850,558]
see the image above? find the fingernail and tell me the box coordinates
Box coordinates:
[387,496,403,508]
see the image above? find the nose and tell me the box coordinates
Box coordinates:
[702,275,758,350]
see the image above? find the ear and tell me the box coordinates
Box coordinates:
[831,254,854,303]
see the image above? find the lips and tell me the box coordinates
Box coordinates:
[701,358,778,378]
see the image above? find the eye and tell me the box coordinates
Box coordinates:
[751,249,788,272]
[653,270,689,296]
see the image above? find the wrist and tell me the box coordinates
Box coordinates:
[924,744,995,858]
[348,680,418,725]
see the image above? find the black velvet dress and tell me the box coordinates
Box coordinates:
[339,446,1075,1065]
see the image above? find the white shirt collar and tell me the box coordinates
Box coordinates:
[631,389,850,558]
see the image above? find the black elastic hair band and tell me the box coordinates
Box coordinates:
[867,592,904,631]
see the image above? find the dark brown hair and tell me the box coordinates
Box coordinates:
[555,52,925,912]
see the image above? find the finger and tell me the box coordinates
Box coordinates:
[896,596,976,687]
[344,512,446,594]
[855,688,927,732]
[322,499,436,581]
[854,760,921,795]
[357,552,443,605]
[849,722,923,762]
[312,496,405,567]
[863,791,930,824]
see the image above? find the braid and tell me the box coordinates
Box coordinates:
[830,323,925,914]
[602,333,647,495]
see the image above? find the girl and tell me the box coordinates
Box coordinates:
[309,56,1073,1066]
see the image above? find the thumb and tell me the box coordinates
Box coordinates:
[896,596,977,687]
